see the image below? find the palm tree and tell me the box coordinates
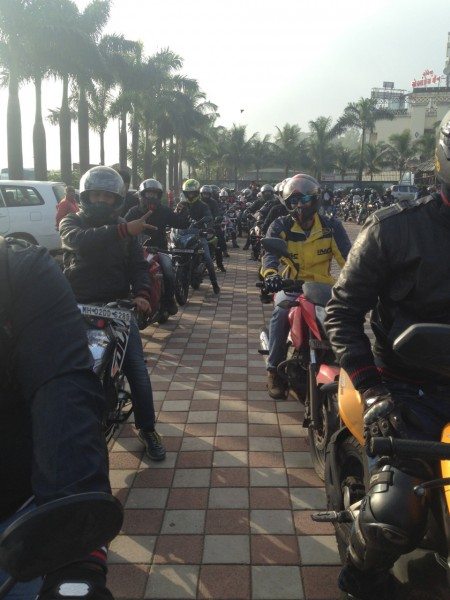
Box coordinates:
[307,116,339,181]
[273,124,302,176]
[88,81,112,165]
[363,143,389,181]
[222,125,256,188]
[332,145,358,181]
[386,130,417,182]
[413,126,438,161]
[251,134,272,180]
[335,98,394,183]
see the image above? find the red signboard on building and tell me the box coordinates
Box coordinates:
[412,69,442,88]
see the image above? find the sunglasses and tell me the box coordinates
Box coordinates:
[288,194,315,207]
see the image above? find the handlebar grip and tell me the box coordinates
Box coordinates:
[370,437,450,460]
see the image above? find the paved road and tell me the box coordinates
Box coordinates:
[107,223,362,600]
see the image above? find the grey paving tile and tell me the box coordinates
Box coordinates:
[213,451,248,467]
[298,535,340,565]
[283,452,313,468]
[252,566,304,599]
[249,437,283,452]
[250,468,288,487]
[208,487,249,509]
[161,510,206,534]
[203,535,250,564]
[250,510,295,534]
[145,565,199,599]
[108,535,156,563]
[125,488,169,509]
[290,488,327,510]
[172,468,211,487]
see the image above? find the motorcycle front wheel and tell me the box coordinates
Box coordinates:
[174,263,190,306]
[308,391,339,481]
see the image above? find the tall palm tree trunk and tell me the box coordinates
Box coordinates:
[168,137,175,189]
[99,127,105,165]
[78,83,90,175]
[357,129,366,184]
[131,111,139,188]
[33,75,47,180]
[7,69,24,180]
[174,138,180,193]
[143,126,153,178]
[119,111,127,170]
[60,75,72,185]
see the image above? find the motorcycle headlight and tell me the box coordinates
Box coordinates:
[315,305,327,327]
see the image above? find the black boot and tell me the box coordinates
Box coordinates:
[338,563,401,600]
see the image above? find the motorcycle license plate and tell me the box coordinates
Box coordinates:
[169,248,195,254]
[78,304,132,324]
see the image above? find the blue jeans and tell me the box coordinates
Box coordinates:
[122,319,155,431]
[267,291,299,371]
[199,238,217,283]
[0,502,42,599]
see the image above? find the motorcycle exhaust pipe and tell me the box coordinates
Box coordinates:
[258,328,269,355]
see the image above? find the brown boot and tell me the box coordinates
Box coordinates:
[267,370,287,399]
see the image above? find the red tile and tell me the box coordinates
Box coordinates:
[293,511,334,535]
[302,566,342,599]
[205,509,250,534]
[151,381,171,391]
[167,488,209,509]
[218,411,248,423]
[198,565,250,599]
[190,400,220,411]
[211,467,249,487]
[121,509,164,535]
[222,373,247,382]
[214,436,248,450]
[247,400,276,412]
[176,451,213,468]
[220,392,247,401]
[196,380,222,389]
[278,412,304,425]
[161,436,182,452]
[199,366,224,374]
[287,468,323,487]
[248,381,267,390]
[251,535,300,565]
[157,411,188,423]
[248,452,284,468]
[164,390,193,400]
[107,564,148,599]
[153,534,203,564]
[282,437,309,451]
[249,488,291,509]
[118,423,138,437]
[249,424,280,437]
[109,452,142,469]
[185,423,216,437]
[134,468,174,487]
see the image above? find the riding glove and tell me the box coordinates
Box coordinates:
[264,274,283,293]
[362,384,405,447]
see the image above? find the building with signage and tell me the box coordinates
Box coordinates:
[371,33,450,144]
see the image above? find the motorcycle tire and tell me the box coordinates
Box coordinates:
[325,435,366,561]
[157,310,169,324]
[174,264,190,306]
[308,391,339,481]
[191,275,202,290]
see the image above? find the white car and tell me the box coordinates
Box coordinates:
[0,180,65,251]
[389,184,418,201]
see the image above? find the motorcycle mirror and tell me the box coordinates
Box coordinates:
[0,493,123,582]
[277,300,300,310]
[261,238,290,259]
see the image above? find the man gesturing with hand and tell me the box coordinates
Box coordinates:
[60,166,166,462]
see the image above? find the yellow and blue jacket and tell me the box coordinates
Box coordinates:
[262,213,351,283]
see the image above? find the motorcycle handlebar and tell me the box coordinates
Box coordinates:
[255,279,303,293]
[370,436,450,460]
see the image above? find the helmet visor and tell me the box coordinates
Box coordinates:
[286,194,316,210]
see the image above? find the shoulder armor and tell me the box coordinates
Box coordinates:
[372,196,433,223]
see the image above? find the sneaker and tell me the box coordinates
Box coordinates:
[212,282,221,294]
[217,265,226,273]
[138,429,166,461]
[267,370,287,399]
[165,298,179,316]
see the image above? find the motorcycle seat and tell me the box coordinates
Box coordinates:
[302,282,333,306]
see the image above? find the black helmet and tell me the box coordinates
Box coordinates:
[139,178,163,209]
[281,174,320,223]
[200,184,213,200]
[260,183,274,200]
[242,188,252,200]
[79,166,125,222]
[210,185,220,200]
[436,109,450,191]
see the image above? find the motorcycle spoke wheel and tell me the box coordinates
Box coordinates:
[308,392,339,481]
[174,265,189,305]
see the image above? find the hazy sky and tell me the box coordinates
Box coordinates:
[1,0,449,170]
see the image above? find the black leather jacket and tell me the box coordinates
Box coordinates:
[60,211,151,303]
[125,204,189,250]
[325,194,450,390]
[0,240,110,520]
[186,198,213,225]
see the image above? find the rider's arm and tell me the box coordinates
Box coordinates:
[127,236,151,301]
[60,213,129,254]
[9,245,111,505]
[261,217,286,277]
[166,206,190,229]
[324,217,392,391]
[330,219,352,267]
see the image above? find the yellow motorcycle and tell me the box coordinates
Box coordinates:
[314,323,450,598]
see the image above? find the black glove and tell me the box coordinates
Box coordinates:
[362,384,406,446]
[38,563,114,600]
[264,274,283,293]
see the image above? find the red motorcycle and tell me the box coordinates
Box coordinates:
[141,242,169,326]
[258,237,340,480]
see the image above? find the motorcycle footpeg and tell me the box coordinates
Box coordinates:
[311,510,353,523]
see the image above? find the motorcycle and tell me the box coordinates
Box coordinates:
[249,220,263,261]
[78,300,134,442]
[0,493,123,599]
[169,217,213,299]
[258,238,339,480]
[313,323,450,598]
[141,242,169,325]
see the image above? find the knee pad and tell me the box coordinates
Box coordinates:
[349,464,428,571]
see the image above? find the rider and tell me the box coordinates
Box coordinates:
[125,178,190,315]
[324,109,450,600]
[0,236,114,599]
[219,188,239,249]
[59,166,166,462]
[262,174,351,399]
[181,179,221,294]
[200,184,227,272]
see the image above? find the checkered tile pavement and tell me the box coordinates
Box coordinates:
[107,224,362,600]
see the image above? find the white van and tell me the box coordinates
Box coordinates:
[389,184,418,202]
[0,180,65,251]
